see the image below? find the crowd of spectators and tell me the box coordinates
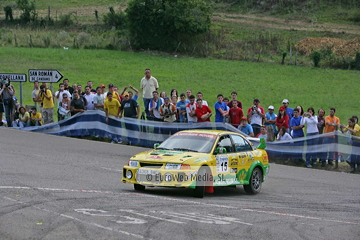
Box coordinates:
[1,69,359,172]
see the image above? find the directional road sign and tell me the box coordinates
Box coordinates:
[0,73,27,82]
[28,69,63,83]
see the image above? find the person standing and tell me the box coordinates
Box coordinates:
[317,109,325,134]
[186,95,198,123]
[0,78,15,127]
[31,81,41,111]
[63,79,74,94]
[322,108,340,167]
[195,99,212,122]
[229,100,243,128]
[55,83,71,121]
[290,108,304,165]
[38,84,54,125]
[176,93,189,122]
[276,106,289,133]
[87,81,96,93]
[149,91,164,122]
[340,118,360,172]
[282,99,294,118]
[93,86,105,111]
[227,91,242,109]
[140,68,159,119]
[301,107,319,168]
[70,90,86,116]
[214,94,228,123]
[264,105,277,139]
[196,92,208,106]
[120,92,140,145]
[247,99,265,136]
[104,92,121,144]
[83,86,95,110]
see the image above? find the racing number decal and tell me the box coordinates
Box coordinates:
[216,155,229,173]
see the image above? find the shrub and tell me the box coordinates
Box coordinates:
[59,13,74,27]
[126,0,212,51]
[77,32,91,47]
[311,50,321,67]
[103,7,126,29]
[16,0,37,23]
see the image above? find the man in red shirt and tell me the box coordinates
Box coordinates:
[195,99,212,122]
[229,100,243,128]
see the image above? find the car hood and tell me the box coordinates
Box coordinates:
[132,149,209,164]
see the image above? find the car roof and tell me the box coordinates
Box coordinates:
[178,129,240,136]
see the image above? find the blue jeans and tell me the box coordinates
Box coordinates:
[143,98,152,119]
[305,132,319,165]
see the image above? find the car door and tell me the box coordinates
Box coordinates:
[214,134,237,185]
[230,134,254,182]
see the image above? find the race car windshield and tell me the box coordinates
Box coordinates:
[158,135,216,153]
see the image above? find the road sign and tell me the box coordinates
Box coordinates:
[0,73,27,82]
[28,69,63,83]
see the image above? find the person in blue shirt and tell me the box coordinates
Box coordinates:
[214,94,229,123]
[238,117,254,137]
[264,105,277,138]
[290,108,305,165]
[282,99,294,118]
[176,93,189,122]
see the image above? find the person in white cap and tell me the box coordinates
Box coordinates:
[282,99,294,118]
[264,105,277,139]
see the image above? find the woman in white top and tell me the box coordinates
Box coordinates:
[277,126,292,141]
[301,107,319,167]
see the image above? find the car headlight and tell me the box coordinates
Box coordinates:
[128,160,139,167]
[164,173,173,182]
[165,163,181,170]
[126,170,133,179]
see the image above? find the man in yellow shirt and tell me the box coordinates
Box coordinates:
[340,117,360,172]
[29,107,42,126]
[37,84,54,125]
[104,92,121,144]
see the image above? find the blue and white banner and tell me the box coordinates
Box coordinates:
[22,110,360,161]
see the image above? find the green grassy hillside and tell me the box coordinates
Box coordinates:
[1,47,359,122]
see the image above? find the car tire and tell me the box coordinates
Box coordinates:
[243,167,262,194]
[134,184,145,191]
[193,166,211,198]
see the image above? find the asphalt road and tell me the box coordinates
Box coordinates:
[0,128,359,240]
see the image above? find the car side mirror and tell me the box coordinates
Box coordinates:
[154,143,160,149]
[216,147,227,154]
[257,138,266,149]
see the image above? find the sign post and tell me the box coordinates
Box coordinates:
[0,73,27,106]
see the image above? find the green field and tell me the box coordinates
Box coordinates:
[1,47,359,122]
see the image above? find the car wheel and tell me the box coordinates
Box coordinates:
[134,184,145,191]
[243,167,262,194]
[193,166,210,198]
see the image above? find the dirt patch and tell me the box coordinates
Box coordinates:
[213,13,360,35]
[296,37,360,56]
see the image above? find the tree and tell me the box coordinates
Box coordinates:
[126,0,212,50]
[17,0,37,23]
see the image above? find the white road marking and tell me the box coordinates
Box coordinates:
[2,186,360,226]
[101,167,123,172]
[152,211,253,225]
[2,196,147,239]
[117,209,185,224]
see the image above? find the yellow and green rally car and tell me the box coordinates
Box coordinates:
[122,130,269,198]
